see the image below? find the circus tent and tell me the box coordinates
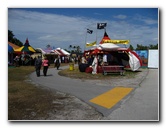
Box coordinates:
[84,32,142,71]
[14,38,36,53]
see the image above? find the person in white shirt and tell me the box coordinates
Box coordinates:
[92,55,98,74]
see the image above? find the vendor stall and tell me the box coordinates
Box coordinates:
[81,31,142,74]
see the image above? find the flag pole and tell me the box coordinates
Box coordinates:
[96,23,98,47]
[84,29,88,51]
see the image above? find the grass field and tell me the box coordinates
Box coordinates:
[8,65,66,120]
[58,66,139,80]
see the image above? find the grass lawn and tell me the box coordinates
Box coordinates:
[8,65,66,120]
[58,66,140,80]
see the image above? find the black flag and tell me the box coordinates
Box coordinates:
[87,29,93,34]
[97,23,107,29]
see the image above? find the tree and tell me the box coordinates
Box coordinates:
[68,44,82,53]
[8,30,23,46]
[135,43,158,50]
[68,45,72,53]
[136,44,148,50]
[149,44,158,49]
[8,30,15,42]
[129,44,134,50]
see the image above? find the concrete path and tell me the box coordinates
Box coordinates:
[29,66,159,120]
[103,68,159,120]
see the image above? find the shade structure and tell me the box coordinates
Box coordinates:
[15,38,36,53]
[8,44,14,53]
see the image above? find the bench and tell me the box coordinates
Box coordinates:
[102,65,125,75]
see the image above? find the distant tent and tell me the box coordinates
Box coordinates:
[15,38,36,53]
[56,48,70,56]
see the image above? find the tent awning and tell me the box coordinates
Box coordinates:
[8,42,20,51]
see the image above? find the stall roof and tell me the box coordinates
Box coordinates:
[8,42,20,50]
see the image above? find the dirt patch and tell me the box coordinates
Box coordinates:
[22,87,103,120]
[45,91,103,120]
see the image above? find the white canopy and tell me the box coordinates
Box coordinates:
[99,43,120,50]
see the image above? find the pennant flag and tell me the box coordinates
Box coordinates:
[103,40,129,44]
[97,23,107,29]
[86,41,97,47]
[87,29,93,34]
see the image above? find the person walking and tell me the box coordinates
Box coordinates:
[42,56,49,76]
[54,56,61,70]
[35,56,42,77]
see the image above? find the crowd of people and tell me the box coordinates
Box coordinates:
[10,53,102,77]
[11,54,37,67]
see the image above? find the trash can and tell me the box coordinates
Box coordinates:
[69,63,74,71]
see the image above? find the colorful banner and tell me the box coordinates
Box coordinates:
[86,41,96,47]
[103,40,129,44]
[134,50,148,68]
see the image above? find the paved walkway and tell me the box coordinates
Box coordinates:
[29,66,158,120]
[103,68,159,120]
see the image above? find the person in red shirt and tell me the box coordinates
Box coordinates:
[42,57,49,76]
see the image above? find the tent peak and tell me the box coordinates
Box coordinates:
[99,31,111,44]
[24,38,30,46]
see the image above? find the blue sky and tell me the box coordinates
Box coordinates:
[8,8,158,50]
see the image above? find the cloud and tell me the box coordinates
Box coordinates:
[133,14,158,25]
[113,14,127,19]
[8,9,158,50]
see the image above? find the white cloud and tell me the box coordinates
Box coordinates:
[133,14,158,25]
[113,14,127,19]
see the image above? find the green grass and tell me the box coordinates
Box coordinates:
[58,66,140,80]
[8,65,65,120]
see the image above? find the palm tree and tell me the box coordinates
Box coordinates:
[76,46,81,53]
[69,45,73,52]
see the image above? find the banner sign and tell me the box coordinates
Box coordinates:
[86,41,97,47]
[103,40,129,44]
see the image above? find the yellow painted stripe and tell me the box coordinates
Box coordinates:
[90,87,133,109]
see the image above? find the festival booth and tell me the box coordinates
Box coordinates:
[13,38,36,66]
[81,32,142,75]
[34,47,70,63]
[54,48,70,63]
[33,48,60,63]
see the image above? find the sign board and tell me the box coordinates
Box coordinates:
[148,50,158,68]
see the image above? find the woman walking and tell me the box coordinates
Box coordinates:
[42,57,49,76]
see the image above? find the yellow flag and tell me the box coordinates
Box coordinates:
[86,41,97,47]
[103,40,129,44]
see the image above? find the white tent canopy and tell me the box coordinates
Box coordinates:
[56,48,70,56]
[87,43,142,71]
[99,43,120,50]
